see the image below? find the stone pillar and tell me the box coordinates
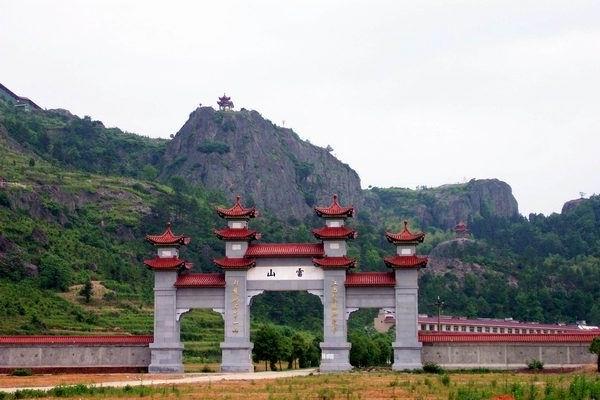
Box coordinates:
[149,270,184,373]
[392,268,422,370]
[320,269,352,372]
[220,270,253,372]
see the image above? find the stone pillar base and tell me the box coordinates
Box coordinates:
[220,341,254,372]
[148,343,184,373]
[392,343,422,371]
[319,342,352,372]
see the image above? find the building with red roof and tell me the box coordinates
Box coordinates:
[453,221,470,238]
[217,94,234,111]
[143,222,192,272]
[383,221,428,270]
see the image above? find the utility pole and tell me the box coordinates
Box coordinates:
[433,296,445,332]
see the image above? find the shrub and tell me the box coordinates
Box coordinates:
[440,374,451,386]
[11,368,33,376]
[423,362,444,374]
[39,254,71,291]
[527,359,544,371]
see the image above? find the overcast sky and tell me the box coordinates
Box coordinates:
[1,1,599,215]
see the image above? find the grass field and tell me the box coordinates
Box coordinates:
[1,369,599,399]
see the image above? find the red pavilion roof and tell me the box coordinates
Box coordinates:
[454,221,469,232]
[216,196,257,219]
[143,257,192,271]
[345,272,396,287]
[312,256,356,269]
[214,227,261,241]
[384,254,428,269]
[145,222,191,246]
[385,221,425,244]
[217,94,234,107]
[246,243,324,258]
[175,273,226,288]
[213,257,256,269]
[314,194,355,218]
[312,226,357,240]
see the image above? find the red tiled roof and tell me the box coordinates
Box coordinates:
[214,227,261,241]
[312,256,356,269]
[245,243,324,258]
[454,221,469,232]
[345,272,396,287]
[384,254,428,268]
[143,257,192,270]
[213,257,256,269]
[145,222,191,246]
[0,335,153,345]
[417,316,588,331]
[312,226,357,240]
[419,332,600,343]
[175,273,226,288]
[216,196,257,219]
[314,194,355,218]
[385,221,425,244]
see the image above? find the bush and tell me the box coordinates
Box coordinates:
[11,368,33,376]
[38,254,71,291]
[440,374,451,386]
[423,362,445,374]
[527,359,544,371]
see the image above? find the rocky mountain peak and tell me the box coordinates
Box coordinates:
[161,107,362,219]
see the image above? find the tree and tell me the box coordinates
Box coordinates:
[79,278,93,303]
[589,336,600,372]
[39,254,71,291]
[28,158,35,167]
[252,324,280,371]
[142,165,158,180]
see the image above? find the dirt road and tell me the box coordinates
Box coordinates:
[0,368,318,393]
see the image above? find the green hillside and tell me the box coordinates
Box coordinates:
[0,97,599,362]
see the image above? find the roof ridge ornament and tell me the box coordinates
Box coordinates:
[314,194,355,218]
[145,221,191,246]
[385,220,425,244]
[216,195,257,219]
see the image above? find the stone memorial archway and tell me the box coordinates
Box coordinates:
[143,195,427,373]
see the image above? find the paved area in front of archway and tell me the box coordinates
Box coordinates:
[0,368,318,393]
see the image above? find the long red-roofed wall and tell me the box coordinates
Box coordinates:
[0,336,152,373]
[420,332,599,369]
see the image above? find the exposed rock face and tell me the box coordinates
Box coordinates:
[162,107,363,218]
[425,238,516,286]
[429,179,519,228]
[428,238,485,258]
[365,179,519,229]
[561,198,586,214]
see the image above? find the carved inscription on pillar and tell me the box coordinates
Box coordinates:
[231,279,240,334]
[331,280,338,334]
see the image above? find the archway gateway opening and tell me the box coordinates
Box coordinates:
[250,291,323,371]
[143,195,427,373]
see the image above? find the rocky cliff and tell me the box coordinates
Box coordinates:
[162,107,362,219]
[365,179,519,229]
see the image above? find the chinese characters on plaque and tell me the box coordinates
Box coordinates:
[231,279,240,334]
[330,280,338,334]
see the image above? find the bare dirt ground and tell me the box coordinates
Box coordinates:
[0,367,597,399]
[0,369,316,392]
